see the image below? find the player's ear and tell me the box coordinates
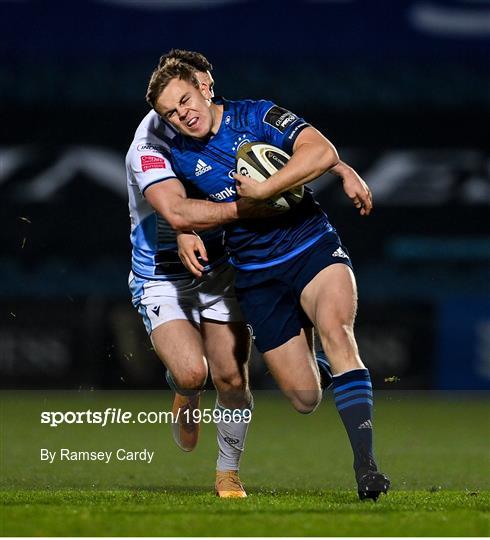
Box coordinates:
[200,80,212,100]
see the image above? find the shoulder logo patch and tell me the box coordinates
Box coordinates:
[141,155,166,172]
[263,105,298,133]
[137,143,167,154]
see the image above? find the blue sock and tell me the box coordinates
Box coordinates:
[316,350,333,390]
[332,368,377,475]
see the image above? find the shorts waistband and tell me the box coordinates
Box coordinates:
[229,230,329,271]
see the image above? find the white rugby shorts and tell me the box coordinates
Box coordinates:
[129,262,244,334]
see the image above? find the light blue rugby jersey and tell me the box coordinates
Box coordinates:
[126,110,225,280]
[170,98,334,270]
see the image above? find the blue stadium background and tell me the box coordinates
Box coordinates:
[1,0,489,390]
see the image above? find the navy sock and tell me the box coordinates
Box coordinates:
[315,350,333,389]
[332,368,377,475]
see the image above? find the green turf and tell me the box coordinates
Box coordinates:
[2,489,489,536]
[1,391,489,536]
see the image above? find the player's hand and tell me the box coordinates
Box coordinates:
[341,169,373,216]
[234,173,270,200]
[176,231,207,278]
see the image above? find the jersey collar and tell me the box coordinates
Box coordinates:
[211,96,229,110]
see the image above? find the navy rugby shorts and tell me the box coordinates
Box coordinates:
[234,231,354,353]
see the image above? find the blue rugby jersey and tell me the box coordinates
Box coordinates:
[126,110,225,280]
[170,98,334,270]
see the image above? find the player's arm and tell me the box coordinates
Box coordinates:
[145,177,282,231]
[328,160,373,216]
[145,178,238,231]
[234,126,373,215]
[234,127,338,198]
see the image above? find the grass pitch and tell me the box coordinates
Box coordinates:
[1,391,489,536]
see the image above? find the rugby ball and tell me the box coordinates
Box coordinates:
[235,142,304,210]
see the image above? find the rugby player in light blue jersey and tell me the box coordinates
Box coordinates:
[144,59,390,501]
[127,50,253,497]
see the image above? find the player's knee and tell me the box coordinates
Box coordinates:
[290,389,321,415]
[173,365,208,392]
[213,369,246,394]
[322,322,355,352]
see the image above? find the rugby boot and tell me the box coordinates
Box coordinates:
[356,457,390,501]
[215,470,247,498]
[171,392,200,452]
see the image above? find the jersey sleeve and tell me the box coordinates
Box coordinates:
[252,100,310,155]
[126,141,178,195]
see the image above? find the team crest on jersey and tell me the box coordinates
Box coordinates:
[137,143,167,154]
[141,155,166,172]
[263,106,297,133]
[232,135,250,153]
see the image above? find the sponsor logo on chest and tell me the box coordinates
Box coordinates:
[209,186,236,201]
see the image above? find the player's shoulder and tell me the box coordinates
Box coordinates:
[126,111,175,161]
[225,97,275,117]
[218,97,277,134]
[127,111,175,169]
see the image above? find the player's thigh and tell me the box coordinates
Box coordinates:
[198,262,244,325]
[300,263,358,329]
[300,263,362,373]
[150,320,208,385]
[129,273,207,380]
[196,263,250,381]
[262,329,318,391]
[201,319,251,406]
[130,273,200,332]
[262,328,321,413]
[234,270,311,355]
[201,319,250,377]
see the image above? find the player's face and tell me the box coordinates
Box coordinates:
[156,78,214,139]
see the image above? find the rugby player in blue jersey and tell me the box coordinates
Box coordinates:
[130,50,335,499]
[143,59,390,500]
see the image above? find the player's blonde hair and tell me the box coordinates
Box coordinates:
[146,59,200,110]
